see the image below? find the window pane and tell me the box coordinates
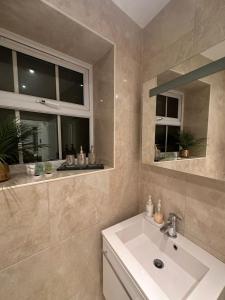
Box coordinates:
[0,46,14,92]
[155,125,166,152]
[0,108,19,164]
[0,107,15,119]
[20,111,58,163]
[167,96,179,118]
[167,126,180,152]
[17,52,56,99]
[59,66,84,105]
[61,116,89,158]
[156,95,166,117]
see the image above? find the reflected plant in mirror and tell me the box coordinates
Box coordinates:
[177,131,205,158]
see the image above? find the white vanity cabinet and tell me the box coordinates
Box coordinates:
[103,239,146,300]
[102,214,225,300]
[103,255,130,300]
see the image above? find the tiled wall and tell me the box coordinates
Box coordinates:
[0,0,141,299]
[0,170,140,300]
[1,0,225,299]
[93,48,114,166]
[141,0,225,263]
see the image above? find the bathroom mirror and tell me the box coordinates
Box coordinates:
[142,39,225,181]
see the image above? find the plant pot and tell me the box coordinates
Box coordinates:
[0,163,10,182]
[179,149,189,158]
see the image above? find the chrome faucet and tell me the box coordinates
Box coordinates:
[160,213,182,238]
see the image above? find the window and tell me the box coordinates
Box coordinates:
[155,91,182,153]
[61,116,89,158]
[59,66,84,105]
[20,111,58,163]
[0,46,14,92]
[0,35,93,164]
[17,52,56,99]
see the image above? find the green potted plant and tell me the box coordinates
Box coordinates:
[177,131,202,158]
[0,117,40,182]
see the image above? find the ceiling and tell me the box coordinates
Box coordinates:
[112,0,170,28]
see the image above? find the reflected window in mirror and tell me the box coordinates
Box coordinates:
[155,91,182,159]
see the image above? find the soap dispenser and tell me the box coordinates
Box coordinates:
[154,199,164,224]
[146,195,154,217]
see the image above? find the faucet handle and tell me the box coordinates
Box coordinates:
[169,212,182,221]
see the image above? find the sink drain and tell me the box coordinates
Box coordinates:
[153,259,164,269]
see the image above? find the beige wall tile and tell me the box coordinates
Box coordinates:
[49,225,102,300]
[0,0,112,65]
[194,0,225,54]
[0,224,104,300]
[0,183,50,270]
[42,0,141,63]
[143,0,195,58]
[94,49,114,166]
[48,173,111,243]
[185,181,225,260]
[0,249,51,300]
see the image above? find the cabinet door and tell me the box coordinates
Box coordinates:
[103,256,131,300]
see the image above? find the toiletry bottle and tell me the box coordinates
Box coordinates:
[66,145,75,166]
[154,199,164,224]
[154,144,161,161]
[88,145,96,165]
[146,195,154,217]
[78,146,86,166]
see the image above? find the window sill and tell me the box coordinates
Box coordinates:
[153,156,206,163]
[0,166,113,190]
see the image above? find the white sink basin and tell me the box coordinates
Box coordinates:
[102,214,225,300]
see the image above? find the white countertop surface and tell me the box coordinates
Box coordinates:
[102,213,225,300]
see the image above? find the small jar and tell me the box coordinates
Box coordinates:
[44,161,53,174]
[66,154,75,166]
[35,162,44,176]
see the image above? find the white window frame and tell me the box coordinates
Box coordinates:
[155,90,183,153]
[0,29,93,161]
[155,90,183,127]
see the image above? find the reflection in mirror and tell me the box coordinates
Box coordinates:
[143,39,225,181]
[155,74,209,162]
